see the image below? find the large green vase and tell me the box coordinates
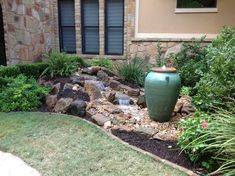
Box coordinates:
[144,67,181,122]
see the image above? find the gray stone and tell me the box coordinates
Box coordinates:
[109,80,120,90]
[136,127,158,137]
[54,98,73,113]
[97,70,109,83]
[70,75,85,87]
[50,83,61,95]
[164,44,183,59]
[92,114,111,126]
[84,80,103,100]
[68,100,87,117]
[127,88,140,97]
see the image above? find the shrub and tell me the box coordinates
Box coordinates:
[180,86,192,96]
[0,75,49,112]
[115,57,149,87]
[42,51,85,78]
[173,37,208,88]
[0,63,48,78]
[90,58,113,70]
[193,27,235,111]
[178,105,235,175]
[178,112,217,171]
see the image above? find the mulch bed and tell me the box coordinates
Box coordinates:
[111,129,205,174]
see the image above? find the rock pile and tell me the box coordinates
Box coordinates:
[39,66,195,141]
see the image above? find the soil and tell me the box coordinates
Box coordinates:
[111,129,204,174]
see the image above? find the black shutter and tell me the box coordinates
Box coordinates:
[0,4,6,66]
[105,0,124,55]
[81,0,99,54]
[59,0,76,53]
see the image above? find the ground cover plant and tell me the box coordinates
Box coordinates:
[89,58,113,70]
[42,51,85,78]
[0,75,49,112]
[0,112,186,176]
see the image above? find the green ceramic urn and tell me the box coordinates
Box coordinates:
[144,67,181,122]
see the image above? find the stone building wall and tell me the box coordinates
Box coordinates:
[1,0,186,65]
[1,0,56,65]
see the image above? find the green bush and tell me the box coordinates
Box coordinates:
[0,75,49,112]
[42,51,85,78]
[0,63,48,78]
[115,57,149,87]
[173,37,208,88]
[89,58,113,70]
[178,106,235,175]
[193,27,235,111]
[178,112,217,171]
[180,86,192,96]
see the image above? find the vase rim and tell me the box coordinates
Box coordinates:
[151,67,177,73]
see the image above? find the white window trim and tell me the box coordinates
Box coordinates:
[175,8,218,13]
[134,0,218,40]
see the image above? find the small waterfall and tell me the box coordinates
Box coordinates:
[118,98,130,106]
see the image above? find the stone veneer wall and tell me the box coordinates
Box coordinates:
[1,0,186,65]
[1,0,56,65]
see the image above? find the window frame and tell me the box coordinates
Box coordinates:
[105,0,124,55]
[58,0,76,54]
[81,0,100,55]
[175,0,218,13]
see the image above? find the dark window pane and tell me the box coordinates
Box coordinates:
[105,0,124,55]
[177,0,217,8]
[82,0,99,54]
[61,27,76,53]
[59,0,76,53]
[84,28,99,53]
[106,28,123,54]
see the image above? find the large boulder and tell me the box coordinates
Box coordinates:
[54,98,73,113]
[68,100,87,117]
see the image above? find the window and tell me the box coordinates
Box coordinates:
[105,0,124,55]
[81,0,99,54]
[58,0,76,53]
[177,0,217,8]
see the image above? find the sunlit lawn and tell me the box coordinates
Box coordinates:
[0,112,186,176]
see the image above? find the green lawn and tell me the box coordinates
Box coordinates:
[0,112,186,176]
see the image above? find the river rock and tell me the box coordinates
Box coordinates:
[54,98,73,113]
[46,95,58,109]
[109,80,120,90]
[84,80,103,100]
[50,83,61,95]
[136,127,158,137]
[127,87,140,97]
[68,100,87,117]
[92,114,111,126]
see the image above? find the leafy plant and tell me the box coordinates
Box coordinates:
[193,27,235,111]
[178,112,217,171]
[115,57,149,87]
[173,37,208,88]
[90,58,113,70]
[180,86,192,96]
[178,105,235,175]
[0,75,49,112]
[42,51,85,78]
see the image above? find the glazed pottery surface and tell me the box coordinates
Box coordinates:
[144,68,181,122]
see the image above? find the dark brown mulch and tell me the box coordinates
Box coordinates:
[111,129,203,174]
